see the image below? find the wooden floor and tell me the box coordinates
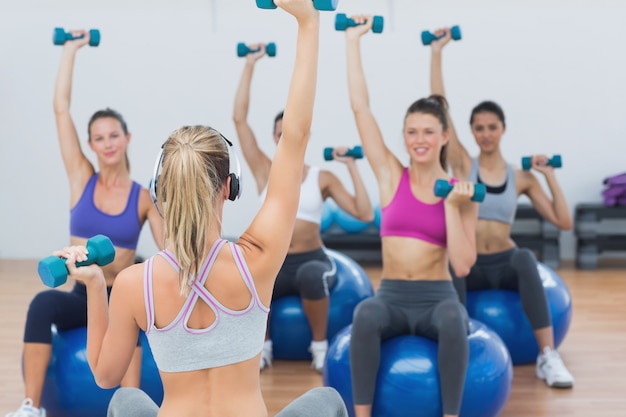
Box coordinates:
[1,259,625,416]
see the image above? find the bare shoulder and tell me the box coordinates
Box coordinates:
[112,263,144,292]
[515,168,537,195]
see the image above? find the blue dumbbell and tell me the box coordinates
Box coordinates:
[237,42,277,57]
[256,0,338,11]
[38,235,116,288]
[522,154,562,171]
[53,28,100,47]
[434,179,485,202]
[324,146,364,161]
[421,25,461,46]
[335,13,384,34]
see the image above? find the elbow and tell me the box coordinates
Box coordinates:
[93,368,122,389]
[94,375,120,390]
[452,265,471,279]
[451,255,476,279]
[359,210,375,223]
[232,114,246,126]
[560,218,574,231]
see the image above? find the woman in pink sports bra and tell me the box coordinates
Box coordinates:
[7,29,164,417]
[39,2,348,417]
[344,15,479,417]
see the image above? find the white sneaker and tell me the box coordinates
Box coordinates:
[536,347,574,388]
[5,399,46,417]
[260,340,273,371]
[309,340,328,373]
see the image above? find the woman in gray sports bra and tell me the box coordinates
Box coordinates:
[430,27,575,389]
[40,2,348,417]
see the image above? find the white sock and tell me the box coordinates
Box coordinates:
[310,340,328,350]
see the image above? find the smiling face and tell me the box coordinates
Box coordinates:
[403,112,449,166]
[470,111,506,154]
[88,117,130,167]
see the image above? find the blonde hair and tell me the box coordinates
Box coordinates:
[156,126,230,295]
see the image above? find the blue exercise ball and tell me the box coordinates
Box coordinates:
[270,249,374,360]
[324,320,512,417]
[465,262,572,365]
[40,327,163,417]
[321,200,337,233]
[334,207,371,234]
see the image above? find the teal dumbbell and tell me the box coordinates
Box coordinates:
[53,28,100,47]
[421,25,461,46]
[237,42,276,57]
[434,179,485,202]
[335,13,384,34]
[256,0,338,11]
[522,154,562,171]
[38,235,115,288]
[324,146,364,161]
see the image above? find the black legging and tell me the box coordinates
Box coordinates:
[24,282,140,346]
[350,279,469,416]
[452,247,551,330]
[24,283,107,343]
[272,248,336,301]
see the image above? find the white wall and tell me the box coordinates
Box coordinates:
[1,0,624,260]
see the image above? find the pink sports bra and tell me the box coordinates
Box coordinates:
[379,168,447,247]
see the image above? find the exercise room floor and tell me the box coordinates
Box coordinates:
[1,259,625,416]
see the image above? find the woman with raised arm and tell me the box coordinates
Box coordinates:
[37,2,348,417]
[6,30,164,417]
[345,16,479,417]
[430,27,574,389]
[233,40,373,372]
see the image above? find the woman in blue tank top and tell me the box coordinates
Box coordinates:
[344,15,480,417]
[8,29,165,417]
[233,35,374,372]
[430,27,574,389]
[33,2,348,417]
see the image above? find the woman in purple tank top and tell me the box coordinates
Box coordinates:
[29,2,348,417]
[344,15,480,417]
[8,29,165,417]
[431,27,574,389]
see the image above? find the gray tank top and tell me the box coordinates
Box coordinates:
[143,239,270,372]
[468,157,518,224]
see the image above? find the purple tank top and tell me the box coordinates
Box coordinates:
[380,168,447,247]
[70,174,142,250]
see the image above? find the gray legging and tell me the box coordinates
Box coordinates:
[452,247,551,330]
[350,279,469,416]
[107,386,348,417]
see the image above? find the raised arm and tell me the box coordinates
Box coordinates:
[345,15,399,184]
[519,158,573,230]
[321,148,374,222]
[430,28,472,179]
[53,30,95,197]
[241,0,320,274]
[232,45,272,193]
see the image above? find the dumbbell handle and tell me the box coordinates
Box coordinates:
[521,155,562,170]
[38,235,115,288]
[256,0,338,11]
[434,179,486,202]
[421,26,461,45]
[237,42,276,57]
[53,28,100,47]
[335,14,384,34]
[324,146,364,161]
